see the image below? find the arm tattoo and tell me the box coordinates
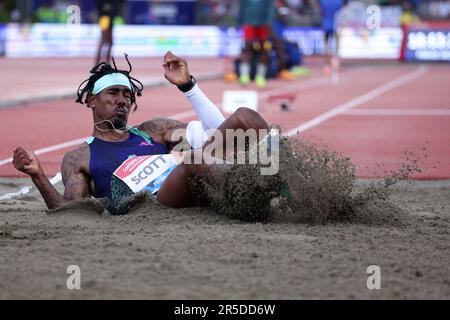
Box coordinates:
[140,117,189,150]
[61,148,90,200]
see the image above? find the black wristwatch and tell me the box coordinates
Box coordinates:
[177,75,197,92]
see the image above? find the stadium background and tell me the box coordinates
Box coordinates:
[0,0,450,302]
[0,0,449,61]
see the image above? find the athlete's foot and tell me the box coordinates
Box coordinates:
[330,57,341,71]
[239,74,250,86]
[255,75,266,88]
[330,57,340,83]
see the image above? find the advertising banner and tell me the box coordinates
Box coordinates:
[113,154,177,195]
[5,23,98,57]
[402,22,450,62]
[4,24,333,58]
[283,27,325,56]
[113,25,222,57]
[339,27,403,59]
[5,24,222,57]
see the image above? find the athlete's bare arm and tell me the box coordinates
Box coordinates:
[138,118,189,151]
[12,145,91,210]
[61,145,92,201]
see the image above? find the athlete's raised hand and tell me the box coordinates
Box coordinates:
[162,51,191,86]
[12,147,43,177]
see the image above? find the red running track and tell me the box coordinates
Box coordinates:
[0,61,449,179]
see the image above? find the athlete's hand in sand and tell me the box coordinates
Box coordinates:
[162,51,191,86]
[12,147,43,177]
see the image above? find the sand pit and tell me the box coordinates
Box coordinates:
[1,174,449,299]
[1,137,449,299]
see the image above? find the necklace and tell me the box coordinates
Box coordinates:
[94,119,129,134]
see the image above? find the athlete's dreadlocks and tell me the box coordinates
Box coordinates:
[76,54,144,111]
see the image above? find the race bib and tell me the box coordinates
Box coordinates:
[113,154,177,194]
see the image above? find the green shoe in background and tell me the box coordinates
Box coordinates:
[239,74,250,85]
[255,75,266,88]
[291,66,310,77]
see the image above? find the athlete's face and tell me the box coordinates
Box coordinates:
[91,85,132,128]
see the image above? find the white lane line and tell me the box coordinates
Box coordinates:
[0,138,86,167]
[49,172,62,185]
[344,108,450,116]
[285,66,427,136]
[0,186,32,201]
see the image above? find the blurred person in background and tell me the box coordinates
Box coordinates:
[95,0,121,66]
[237,0,276,88]
[400,0,420,27]
[273,0,309,79]
[399,0,421,61]
[317,0,345,75]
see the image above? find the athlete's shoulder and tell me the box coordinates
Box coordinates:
[138,117,187,133]
[62,143,90,170]
[139,116,174,126]
[138,118,187,149]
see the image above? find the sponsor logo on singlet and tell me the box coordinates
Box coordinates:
[113,154,177,194]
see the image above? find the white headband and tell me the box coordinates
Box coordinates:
[92,73,132,95]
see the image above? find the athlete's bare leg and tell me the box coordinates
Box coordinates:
[95,30,113,65]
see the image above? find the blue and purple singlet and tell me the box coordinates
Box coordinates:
[86,127,169,199]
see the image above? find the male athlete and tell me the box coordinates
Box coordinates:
[12,52,272,210]
[318,0,344,75]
